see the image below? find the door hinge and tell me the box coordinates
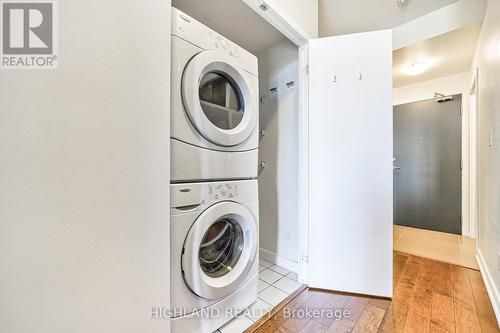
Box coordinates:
[460,106,463,115]
[305,65,309,74]
[460,159,463,170]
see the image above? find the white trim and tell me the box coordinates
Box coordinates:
[476,250,500,328]
[469,68,479,240]
[241,0,310,47]
[297,44,309,285]
[259,248,298,273]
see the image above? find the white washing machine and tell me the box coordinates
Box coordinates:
[171,8,259,182]
[170,179,259,333]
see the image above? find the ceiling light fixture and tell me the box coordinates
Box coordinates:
[402,61,430,76]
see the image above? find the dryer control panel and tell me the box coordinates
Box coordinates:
[209,31,238,58]
[171,8,258,76]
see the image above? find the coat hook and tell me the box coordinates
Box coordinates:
[286,81,295,88]
[270,87,278,93]
[357,71,363,81]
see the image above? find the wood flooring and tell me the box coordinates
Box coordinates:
[245,252,499,333]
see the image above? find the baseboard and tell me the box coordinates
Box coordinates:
[476,250,500,328]
[259,248,298,273]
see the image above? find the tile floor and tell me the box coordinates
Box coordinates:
[393,225,479,270]
[215,258,301,333]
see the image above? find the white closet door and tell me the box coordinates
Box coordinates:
[307,30,393,297]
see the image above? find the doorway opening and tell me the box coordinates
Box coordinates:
[393,94,462,235]
[392,93,477,269]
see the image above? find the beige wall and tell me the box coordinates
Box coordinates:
[472,0,500,324]
[0,1,171,332]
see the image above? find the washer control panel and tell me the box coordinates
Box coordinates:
[206,183,240,202]
[171,180,257,212]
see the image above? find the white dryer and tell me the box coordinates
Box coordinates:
[171,8,259,182]
[170,179,259,333]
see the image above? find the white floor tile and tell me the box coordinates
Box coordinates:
[257,279,270,292]
[259,269,282,284]
[258,265,266,272]
[268,264,290,275]
[259,258,273,268]
[218,315,254,333]
[258,285,289,307]
[273,276,301,294]
[244,299,273,322]
[287,271,298,281]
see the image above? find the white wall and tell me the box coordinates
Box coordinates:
[393,0,487,50]
[393,71,472,238]
[393,71,471,105]
[257,39,299,271]
[0,1,171,333]
[471,0,500,325]
[268,0,318,38]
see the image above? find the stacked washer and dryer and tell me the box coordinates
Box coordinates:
[170,8,260,333]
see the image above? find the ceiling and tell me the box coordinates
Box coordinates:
[393,22,482,87]
[319,0,458,37]
[171,0,287,55]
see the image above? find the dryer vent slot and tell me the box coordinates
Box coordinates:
[174,204,202,211]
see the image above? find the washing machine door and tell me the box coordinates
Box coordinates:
[182,50,257,147]
[182,201,258,300]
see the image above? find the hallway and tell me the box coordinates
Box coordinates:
[394,225,479,270]
[246,253,498,332]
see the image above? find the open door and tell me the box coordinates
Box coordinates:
[306,30,393,297]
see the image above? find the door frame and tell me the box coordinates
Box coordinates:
[245,0,312,284]
[243,0,311,283]
[469,68,479,242]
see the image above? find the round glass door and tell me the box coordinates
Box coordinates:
[182,201,257,300]
[182,50,257,147]
[199,218,244,278]
[199,72,245,130]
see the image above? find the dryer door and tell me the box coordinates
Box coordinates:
[182,50,257,147]
[182,201,258,300]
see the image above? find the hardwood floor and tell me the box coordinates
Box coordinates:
[245,252,499,333]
